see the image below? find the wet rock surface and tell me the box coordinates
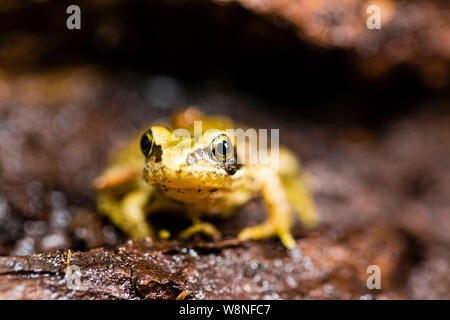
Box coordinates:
[0,225,406,300]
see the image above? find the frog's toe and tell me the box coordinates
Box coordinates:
[129,222,154,239]
[238,222,297,249]
[177,222,221,240]
[158,228,171,240]
[237,222,274,241]
[276,229,297,249]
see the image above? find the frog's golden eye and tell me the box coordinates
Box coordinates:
[210,135,233,163]
[140,130,154,157]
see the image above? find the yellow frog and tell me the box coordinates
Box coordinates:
[94,108,318,249]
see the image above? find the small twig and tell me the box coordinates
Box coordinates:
[176,290,188,300]
[65,249,72,272]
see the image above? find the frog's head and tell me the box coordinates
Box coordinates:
[140,126,242,191]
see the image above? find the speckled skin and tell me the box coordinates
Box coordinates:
[94,108,318,248]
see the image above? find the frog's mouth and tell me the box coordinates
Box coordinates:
[163,186,226,194]
[144,163,246,192]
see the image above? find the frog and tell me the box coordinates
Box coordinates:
[94,108,318,249]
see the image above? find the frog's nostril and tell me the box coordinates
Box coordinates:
[225,161,237,175]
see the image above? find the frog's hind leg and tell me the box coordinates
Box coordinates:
[238,174,297,249]
[97,184,155,239]
[177,216,221,241]
[278,148,318,228]
[280,173,318,228]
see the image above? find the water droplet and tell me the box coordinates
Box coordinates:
[273,259,282,267]
[189,249,199,259]
[289,247,304,262]
[145,76,182,110]
[303,257,314,271]
[26,181,43,197]
[286,276,297,288]
[50,209,72,229]
[48,191,67,209]
[284,263,294,273]
[271,292,280,299]
[24,220,47,236]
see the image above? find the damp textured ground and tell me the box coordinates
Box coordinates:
[0,0,449,300]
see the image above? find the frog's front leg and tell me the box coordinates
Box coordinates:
[177,215,221,241]
[98,183,155,239]
[238,175,297,249]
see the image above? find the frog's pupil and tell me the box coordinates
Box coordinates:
[141,133,151,157]
[217,141,230,156]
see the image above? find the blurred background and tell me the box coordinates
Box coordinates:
[0,0,448,299]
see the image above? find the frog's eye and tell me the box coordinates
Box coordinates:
[210,134,233,163]
[140,130,154,157]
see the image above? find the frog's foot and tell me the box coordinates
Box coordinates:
[177,221,221,241]
[128,222,153,239]
[238,173,298,249]
[238,220,296,249]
